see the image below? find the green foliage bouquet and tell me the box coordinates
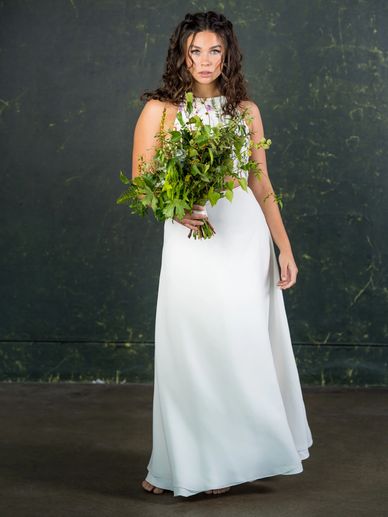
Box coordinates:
[116,91,273,239]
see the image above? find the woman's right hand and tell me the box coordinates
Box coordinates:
[173,204,208,232]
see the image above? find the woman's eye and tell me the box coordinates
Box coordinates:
[190,49,221,55]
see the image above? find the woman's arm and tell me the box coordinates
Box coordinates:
[244,101,298,289]
[132,100,165,178]
[131,99,205,233]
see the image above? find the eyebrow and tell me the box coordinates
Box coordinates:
[189,44,222,49]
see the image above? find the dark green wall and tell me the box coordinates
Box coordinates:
[1,0,387,385]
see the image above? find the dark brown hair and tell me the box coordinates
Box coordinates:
[140,11,250,117]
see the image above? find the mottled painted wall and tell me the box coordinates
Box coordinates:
[0,0,387,384]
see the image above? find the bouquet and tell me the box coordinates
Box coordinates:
[116,91,276,239]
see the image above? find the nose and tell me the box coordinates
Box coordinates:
[200,53,211,67]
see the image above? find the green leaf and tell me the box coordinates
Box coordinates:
[185,91,193,114]
[116,191,131,204]
[274,193,284,209]
[208,187,221,206]
[225,189,233,202]
[162,203,175,219]
[162,180,172,192]
[196,135,209,146]
[115,98,273,237]
[191,164,200,176]
[238,177,248,191]
[119,170,130,184]
[176,111,185,127]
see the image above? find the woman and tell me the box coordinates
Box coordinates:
[132,11,313,497]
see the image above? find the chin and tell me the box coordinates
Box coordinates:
[195,75,217,83]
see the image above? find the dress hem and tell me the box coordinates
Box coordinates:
[145,442,312,497]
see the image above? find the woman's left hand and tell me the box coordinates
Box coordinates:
[277,250,298,289]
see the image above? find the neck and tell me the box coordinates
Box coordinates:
[192,83,221,99]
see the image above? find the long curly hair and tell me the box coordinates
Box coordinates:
[140,11,250,117]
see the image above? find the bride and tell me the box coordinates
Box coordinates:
[131,10,312,498]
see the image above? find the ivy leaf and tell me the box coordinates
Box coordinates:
[162,203,175,219]
[163,198,190,219]
[238,177,248,191]
[225,188,234,202]
[208,187,221,206]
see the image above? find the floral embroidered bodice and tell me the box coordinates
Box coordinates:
[173,95,250,180]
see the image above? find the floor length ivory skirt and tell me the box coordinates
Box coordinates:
[145,185,313,497]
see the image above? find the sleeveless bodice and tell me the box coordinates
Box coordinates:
[173,95,250,180]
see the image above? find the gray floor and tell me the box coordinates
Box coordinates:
[0,383,387,517]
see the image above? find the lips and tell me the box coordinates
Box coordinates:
[199,72,212,76]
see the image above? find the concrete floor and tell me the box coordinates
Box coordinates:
[0,383,387,517]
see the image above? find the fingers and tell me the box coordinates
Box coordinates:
[173,205,208,231]
[183,218,204,231]
[173,214,205,231]
[278,265,290,285]
[277,264,298,289]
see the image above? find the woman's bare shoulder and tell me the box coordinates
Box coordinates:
[136,99,177,126]
[238,100,264,133]
[238,99,261,117]
[138,99,165,121]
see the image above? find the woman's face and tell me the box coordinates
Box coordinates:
[185,31,225,85]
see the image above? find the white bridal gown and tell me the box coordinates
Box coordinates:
[144,95,313,497]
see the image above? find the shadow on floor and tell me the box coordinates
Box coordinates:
[0,383,387,517]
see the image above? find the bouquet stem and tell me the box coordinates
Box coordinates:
[188,219,217,239]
